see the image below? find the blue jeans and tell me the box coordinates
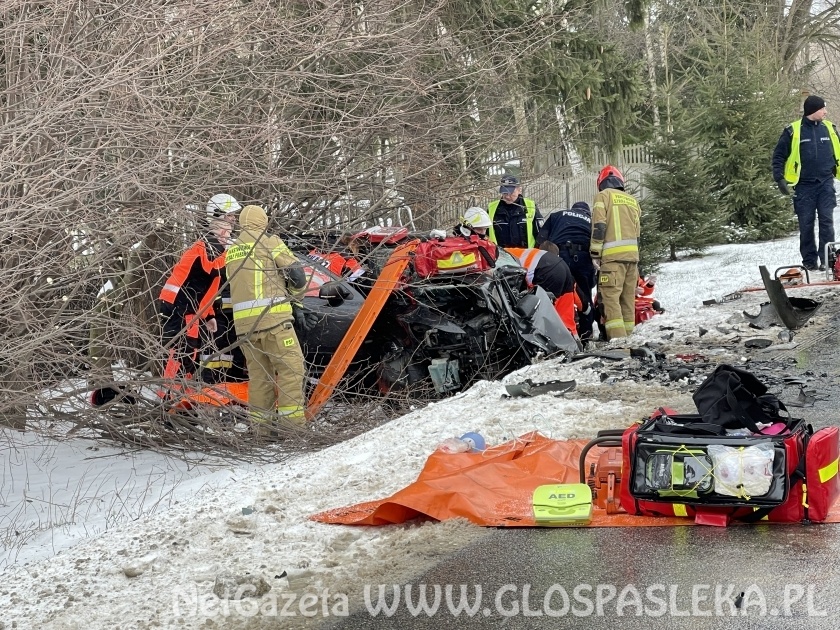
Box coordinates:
[793,179,836,267]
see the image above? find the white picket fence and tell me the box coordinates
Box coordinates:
[526,165,654,215]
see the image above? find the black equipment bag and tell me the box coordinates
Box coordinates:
[625,365,803,512]
[692,364,788,433]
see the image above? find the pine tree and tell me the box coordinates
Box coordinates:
[666,6,798,241]
[644,131,723,260]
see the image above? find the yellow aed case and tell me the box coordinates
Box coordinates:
[532,483,593,526]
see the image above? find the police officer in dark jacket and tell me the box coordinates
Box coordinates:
[487,174,542,248]
[772,95,840,271]
[538,201,596,340]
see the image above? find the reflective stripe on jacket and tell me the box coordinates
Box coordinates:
[505,247,546,286]
[225,234,298,334]
[590,190,641,263]
[159,239,220,318]
[784,119,840,185]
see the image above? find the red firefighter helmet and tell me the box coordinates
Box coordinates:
[596,165,624,189]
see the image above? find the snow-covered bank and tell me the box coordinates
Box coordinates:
[1,362,673,630]
[0,431,250,570]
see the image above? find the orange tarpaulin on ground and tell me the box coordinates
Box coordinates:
[312,432,679,527]
[311,432,840,528]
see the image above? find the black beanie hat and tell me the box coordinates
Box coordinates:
[804,95,826,117]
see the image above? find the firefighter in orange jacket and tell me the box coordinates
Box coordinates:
[591,166,642,339]
[505,242,578,338]
[158,194,241,380]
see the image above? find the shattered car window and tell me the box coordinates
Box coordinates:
[495,249,521,268]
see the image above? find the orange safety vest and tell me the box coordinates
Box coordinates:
[508,247,577,334]
[505,247,546,286]
[159,240,220,319]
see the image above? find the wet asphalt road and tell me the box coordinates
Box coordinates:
[328,303,840,629]
[330,525,840,629]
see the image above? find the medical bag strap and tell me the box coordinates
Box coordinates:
[739,428,811,524]
[647,411,728,436]
[724,384,763,434]
[648,422,727,436]
[756,394,794,429]
[477,245,497,268]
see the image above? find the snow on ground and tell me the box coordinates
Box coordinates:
[0,220,836,629]
[0,431,254,570]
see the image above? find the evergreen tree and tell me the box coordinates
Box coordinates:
[644,131,723,260]
[691,33,798,240]
[637,204,666,275]
[656,4,798,241]
[441,0,646,168]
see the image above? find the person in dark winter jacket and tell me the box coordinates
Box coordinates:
[538,201,596,340]
[505,242,578,339]
[772,95,840,271]
[487,174,543,248]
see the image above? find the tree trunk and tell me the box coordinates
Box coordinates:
[511,96,530,172]
[643,9,661,140]
[555,102,584,175]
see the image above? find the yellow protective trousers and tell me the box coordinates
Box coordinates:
[240,322,306,425]
[598,261,638,339]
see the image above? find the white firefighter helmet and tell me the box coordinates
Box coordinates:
[459,207,492,237]
[206,193,242,217]
[462,207,492,229]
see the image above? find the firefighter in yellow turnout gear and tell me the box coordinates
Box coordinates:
[225,205,308,432]
[590,166,642,340]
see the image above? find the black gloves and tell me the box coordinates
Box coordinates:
[776,179,791,196]
[283,263,307,290]
[292,302,306,331]
[292,301,319,332]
